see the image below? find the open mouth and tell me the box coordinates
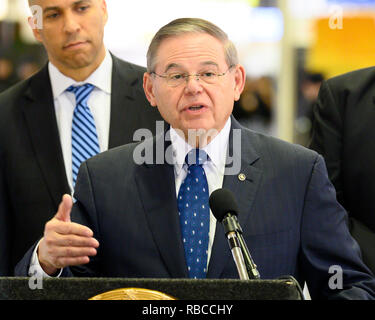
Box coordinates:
[181,104,208,115]
[188,105,204,111]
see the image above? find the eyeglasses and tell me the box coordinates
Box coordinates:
[151,65,235,87]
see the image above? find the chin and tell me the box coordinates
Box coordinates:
[63,50,95,69]
[183,118,215,131]
[69,58,92,69]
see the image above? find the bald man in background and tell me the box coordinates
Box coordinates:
[0,0,162,275]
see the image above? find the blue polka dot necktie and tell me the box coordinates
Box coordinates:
[67,84,99,188]
[178,149,210,279]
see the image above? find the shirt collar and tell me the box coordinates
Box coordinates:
[170,117,231,176]
[48,49,112,99]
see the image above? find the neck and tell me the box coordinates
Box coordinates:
[179,129,220,149]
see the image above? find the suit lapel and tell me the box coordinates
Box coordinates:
[207,117,262,278]
[134,134,188,278]
[108,55,144,148]
[22,65,70,207]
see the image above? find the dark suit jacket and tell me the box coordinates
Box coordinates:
[16,117,375,299]
[0,55,163,275]
[310,67,375,273]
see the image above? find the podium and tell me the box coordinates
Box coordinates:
[0,277,303,300]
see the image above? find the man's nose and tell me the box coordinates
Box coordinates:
[184,75,203,95]
[62,12,81,34]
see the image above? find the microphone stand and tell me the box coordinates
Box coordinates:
[226,231,249,280]
[223,214,260,279]
[236,229,260,279]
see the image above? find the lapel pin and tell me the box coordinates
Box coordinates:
[238,173,246,181]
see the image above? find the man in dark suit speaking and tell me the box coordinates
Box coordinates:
[0,0,161,275]
[16,18,375,299]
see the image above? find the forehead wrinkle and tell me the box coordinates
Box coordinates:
[31,0,93,9]
[160,50,223,73]
[154,34,227,73]
[165,45,220,61]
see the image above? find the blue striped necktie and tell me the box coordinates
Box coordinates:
[67,84,99,188]
[178,149,210,279]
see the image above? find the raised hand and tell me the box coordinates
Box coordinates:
[37,194,99,275]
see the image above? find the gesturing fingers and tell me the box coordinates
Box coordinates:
[45,218,94,237]
[40,218,100,273]
[40,231,99,270]
[49,256,92,269]
[47,239,98,269]
[54,256,91,268]
[50,245,97,259]
[51,233,99,248]
[38,195,100,274]
[44,224,99,257]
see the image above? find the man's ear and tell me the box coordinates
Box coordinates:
[233,64,246,101]
[101,0,109,25]
[143,72,157,107]
[28,16,43,43]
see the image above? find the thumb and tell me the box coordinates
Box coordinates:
[55,194,73,222]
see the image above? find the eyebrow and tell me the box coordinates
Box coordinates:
[164,63,180,73]
[43,0,92,14]
[164,61,219,73]
[201,61,219,68]
[43,6,59,14]
[73,0,92,6]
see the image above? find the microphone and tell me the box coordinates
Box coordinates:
[209,188,260,280]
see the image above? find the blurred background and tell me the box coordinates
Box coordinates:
[1,0,375,145]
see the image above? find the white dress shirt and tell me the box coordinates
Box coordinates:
[50,50,112,192]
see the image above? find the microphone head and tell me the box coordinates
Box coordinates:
[209,188,239,222]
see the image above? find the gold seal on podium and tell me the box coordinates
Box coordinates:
[89,287,176,300]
